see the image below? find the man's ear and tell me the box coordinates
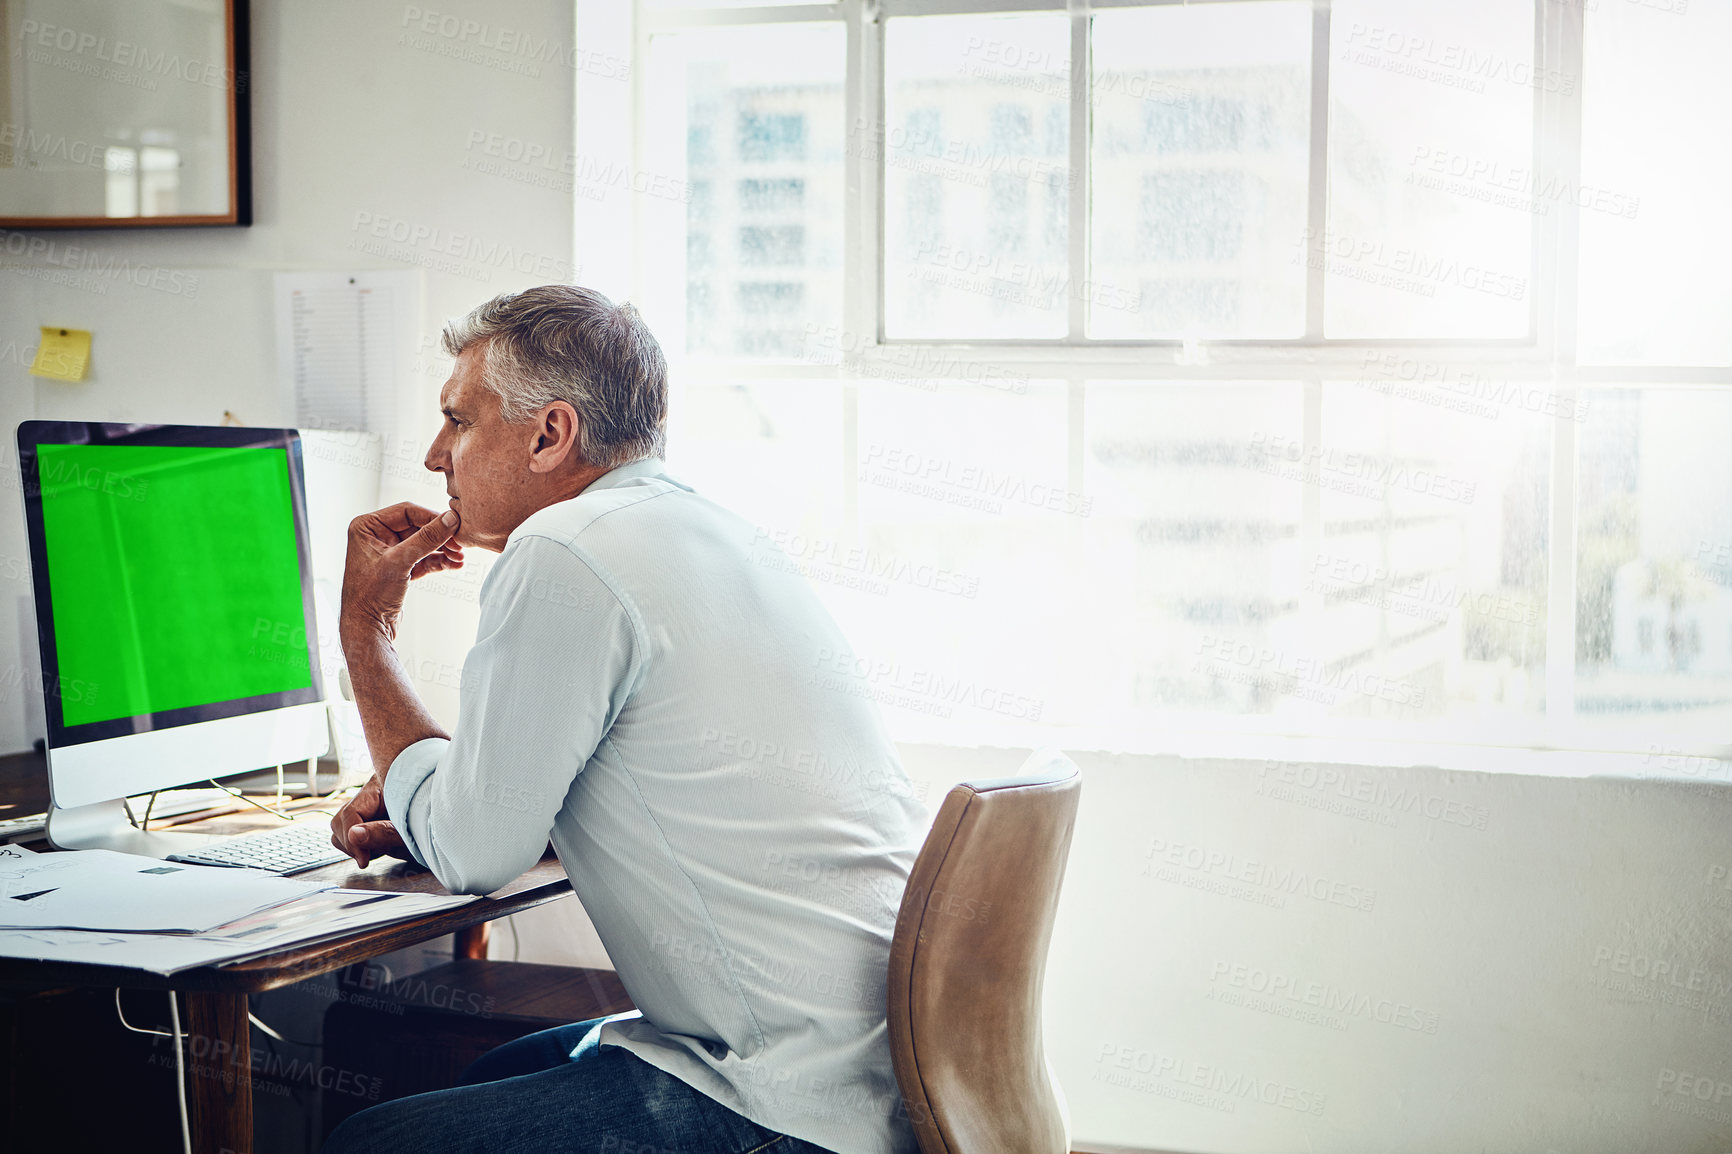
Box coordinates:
[528,402,582,473]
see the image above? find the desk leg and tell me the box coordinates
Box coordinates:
[455,922,491,959]
[185,991,252,1154]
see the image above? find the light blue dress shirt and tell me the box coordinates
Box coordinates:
[383,458,927,1154]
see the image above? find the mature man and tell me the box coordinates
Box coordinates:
[322,285,926,1154]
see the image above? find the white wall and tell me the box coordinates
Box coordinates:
[892,744,1732,1154]
[0,0,580,752]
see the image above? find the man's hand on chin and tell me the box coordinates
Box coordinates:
[330,773,414,868]
[340,502,464,645]
[335,501,461,868]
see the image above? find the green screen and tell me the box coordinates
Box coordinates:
[39,443,313,728]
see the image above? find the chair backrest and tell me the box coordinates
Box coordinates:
[887,749,1082,1154]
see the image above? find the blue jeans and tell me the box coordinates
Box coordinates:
[321,1016,838,1154]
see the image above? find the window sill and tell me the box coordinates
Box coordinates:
[893,720,1732,784]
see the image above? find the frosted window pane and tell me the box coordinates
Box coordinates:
[666,381,845,538]
[1316,378,1550,725]
[845,381,1075,742]
[882,14,1071,339]
[1579,4,1732,366]
[1090,3,1311,339]
[1325,0,1535,337]
[1576,389,1732,733]
[1082,384,1305,723]
[648,25,844,357]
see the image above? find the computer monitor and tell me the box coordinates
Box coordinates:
[17,421,329,856]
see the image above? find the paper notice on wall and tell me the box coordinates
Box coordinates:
[274,271,420,434]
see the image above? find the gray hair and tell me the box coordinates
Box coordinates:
[442,285,668,469]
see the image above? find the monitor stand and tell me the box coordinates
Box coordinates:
[45,797,226,857]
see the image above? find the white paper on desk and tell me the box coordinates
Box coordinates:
[0,892,478,975]
[0,928,237,974]
[0,849,327,933]
[205,889,479,960]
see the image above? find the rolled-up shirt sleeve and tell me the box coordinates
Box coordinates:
[381,534,642,894]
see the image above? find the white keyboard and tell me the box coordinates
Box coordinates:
[167,820,350,875]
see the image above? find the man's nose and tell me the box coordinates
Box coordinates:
[425,428,449,473]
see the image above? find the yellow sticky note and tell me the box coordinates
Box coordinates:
[29,327,91,382]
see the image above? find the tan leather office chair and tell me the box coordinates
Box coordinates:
[887,749,1081,1154]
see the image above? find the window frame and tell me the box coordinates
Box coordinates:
[625,0,1732,766]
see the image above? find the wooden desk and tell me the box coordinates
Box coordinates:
[0,789,573,1154]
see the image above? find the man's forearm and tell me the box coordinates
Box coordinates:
[341,618,450,779]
